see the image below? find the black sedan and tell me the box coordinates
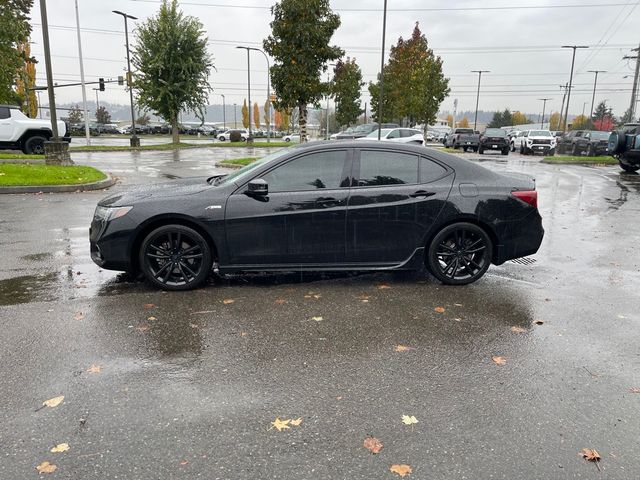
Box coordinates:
[90,141,544,290]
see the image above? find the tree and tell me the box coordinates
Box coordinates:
[263,99,271,129]
[136,113,150,125]
[487,108,513,128]
[620,107,637,124]
[96,106,111,124]
[264,0,343,141]
[592,101,614,131]
[487,111,503,128]
[0,0,33,104]
[549,112,562,130]
[331,57,363,127]
[458,116,469,128]
[282,108,291,132]
[446,114,454,127]
[241,99,249,129]
[14,41,37,117]
[511,111,531,125]
[570,114,589,130]
[369,23,450,127]
[68,104,83,123]
[253,102,260,130]
[132,0,213,143]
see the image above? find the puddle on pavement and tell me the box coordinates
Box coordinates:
[0,272,59,306]
[20,252,53,262]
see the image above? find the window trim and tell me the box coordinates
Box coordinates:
[0,106,10,120]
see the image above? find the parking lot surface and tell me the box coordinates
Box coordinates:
[1,149,639,479]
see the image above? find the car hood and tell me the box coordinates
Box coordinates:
[98,177,213,206]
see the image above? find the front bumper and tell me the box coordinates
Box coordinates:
[481,142,508,150]
[89,216,135,272]
[526,144,554,152]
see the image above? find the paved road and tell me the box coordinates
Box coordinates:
[1,151,639,479]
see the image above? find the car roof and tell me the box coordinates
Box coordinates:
[0,104,19,109]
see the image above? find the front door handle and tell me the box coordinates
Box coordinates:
[410,190,436,198]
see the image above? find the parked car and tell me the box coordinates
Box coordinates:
[90,141,544,291]
[511,129,556,155]
[0,104,70,154]
[330,127,355,140]
[445,128,480,152]
[335,123,399,140]
[608,123,640,172]
[218,129,249,141]
[283,133,310,142]
[558,130,609,156]
[360,127,424,145]
[478,128,509,155]
[556,130,584,154]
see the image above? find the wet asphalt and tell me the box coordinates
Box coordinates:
[1,148,639,479]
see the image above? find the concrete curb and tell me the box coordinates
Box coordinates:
[540,159,617,166]
[0,173,116,195]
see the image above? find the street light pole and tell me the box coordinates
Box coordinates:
[471,70,490,131]
[538,98,552,128]
[623,45,640,120]
[113,10,139,147]
[74,0,90,146]
[561,45,589,132]
[236,46,253,142]
[587,70,606,123]
[233,103,237,128]
[377,0,388,140]
[237,47,271,143]
[93,88,100,110]
[39,0,71,164]
[36,91,42,118]
[220,94,226,130]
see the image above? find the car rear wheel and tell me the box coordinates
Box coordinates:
[23,135,47,154]
[619,161,640,173]
[510,142,515,152]
[139,225,212,291]
[427,222,492,285]
[501,148,509,156]
[478,146,484,154]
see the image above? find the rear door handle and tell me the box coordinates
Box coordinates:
[410,190,436,198]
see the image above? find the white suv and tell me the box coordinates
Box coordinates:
[511,129,556,155]
[0,104,69,154]
[360,127,425,145]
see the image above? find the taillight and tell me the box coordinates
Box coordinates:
[512,190,537,208]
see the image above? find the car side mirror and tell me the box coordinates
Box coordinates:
[247,178,268,196]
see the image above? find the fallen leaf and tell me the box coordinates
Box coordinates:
[394,345,414,352]
[86,364,101,374]
[357,294,370,301]
[304,293,321,299]
[312,316,323,322]
[191,310,214,315]
[189,323,199,329]
[434,306,445,313]
[377,284,391,290]
[43,396,64,408]
[492,356,507,366]
[510,326,527,333]
[290,417,303,426]
[363,436,383,454]
[179,460,189,465]
[580,448,601,463]
[143,303,155,309]
[630,387,640,393]
[50,443,69,453]
[401,415,418,425]
[274,299,287,305]
[269,417,291,431]
[147,316,157,321]
[136,325,150,332]
[454,303,463,307]
[74,312,84,321]
[36,461,57,474]
[222,299,235,304]
[240,331,248,337]
[534,320,544,325]
[390,464,412,477]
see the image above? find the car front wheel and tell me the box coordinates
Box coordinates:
[139,225,212,291]
[23,135,47,154]
[427,222,492,285]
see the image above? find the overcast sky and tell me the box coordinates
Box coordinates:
[30,0,640,119]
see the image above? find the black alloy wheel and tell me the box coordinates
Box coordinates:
[140,225,212,291]
[427,222,492,285]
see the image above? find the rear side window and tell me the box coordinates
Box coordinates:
[420,157,447,183]
[358,150,418,186]
[263,150,348,192]
[0,107,10,119]
[400,129,414,138]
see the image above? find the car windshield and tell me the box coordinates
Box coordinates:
[591,131,610,140]
[354,124,372,133]
[484,128,505,136]
[529,130,552,137]
[366,128,392,138]
[216,148,292,186]
[456,129,474,134]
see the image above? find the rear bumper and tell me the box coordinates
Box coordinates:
[493,212,544,265]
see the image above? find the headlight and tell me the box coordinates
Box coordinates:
[94,205,133,221]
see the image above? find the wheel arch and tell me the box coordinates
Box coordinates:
[424,216,500,263]
[18,129,52,146]
[129,214,218,273]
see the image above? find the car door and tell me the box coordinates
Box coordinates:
[0,106,13,140]
[224,148,352,266]
[344,148,454,264]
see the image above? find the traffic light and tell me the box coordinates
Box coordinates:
[98,78,105,91]
[117,76,124,86]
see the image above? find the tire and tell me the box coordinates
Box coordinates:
[571,144,578,156]
[520,145,525,155]
[453,143,460,150]
[139,225,212,291]
[619,160,640,173]
[427,222,493,286]
[510,142,515,152]
[218,136,225,141]
[549,148,556,156]
[462,146,468,152]
[478,146,484,154]
[501,148,509,156]
[23,135,47,155]
[609,130,626,155]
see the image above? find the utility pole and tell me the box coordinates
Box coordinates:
[471,70,489,130]
[93,88,100,110]
[112,10,139,147]
[377,0,388,140]
[220,94,226,130]
[558,83,568,131]
[587,70,606,123]
[39,0,71,164]
[233,103,237,128]
[561,45,589,132]
[538,98,552,129]
[623,45,640,120]
[36,91,42,118]
[74,0,90,146]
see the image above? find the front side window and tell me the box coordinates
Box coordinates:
[387,129,401,139]
[263,150,348,192]
[0,107,10,119]
[358,150,418,186]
